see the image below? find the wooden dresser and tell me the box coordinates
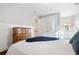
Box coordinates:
[13,27,31,43]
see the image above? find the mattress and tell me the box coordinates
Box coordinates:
[6,39,75,55]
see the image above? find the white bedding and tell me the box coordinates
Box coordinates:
[6,39,75,55]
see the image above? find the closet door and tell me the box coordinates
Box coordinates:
[40,14,60,36]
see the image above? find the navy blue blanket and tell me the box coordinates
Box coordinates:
[26,36,59,42]
[72,37,79,55]
[69,31,79,44]
[69,31,79,55]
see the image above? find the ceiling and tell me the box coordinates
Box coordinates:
[0,3,79,17]
[0,3,20,9]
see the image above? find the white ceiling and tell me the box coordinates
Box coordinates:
[0,3,79,17]
[0,3,20,9]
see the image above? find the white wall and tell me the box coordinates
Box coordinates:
[75,12,79,30]
[0,23,11,52]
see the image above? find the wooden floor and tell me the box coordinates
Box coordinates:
[0,50,7,55]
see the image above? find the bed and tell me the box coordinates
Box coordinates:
[6,39,75,55]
